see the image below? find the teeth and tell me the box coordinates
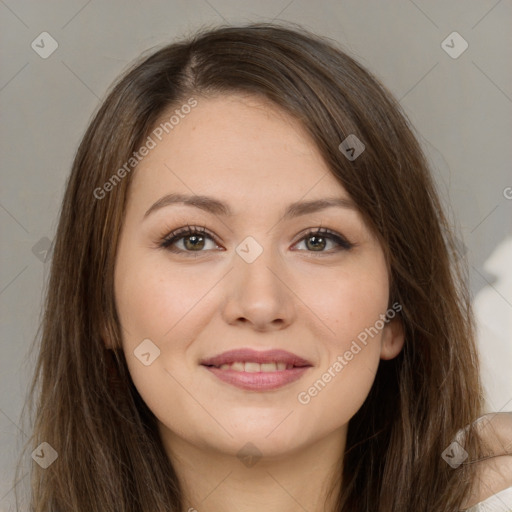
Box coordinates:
[216,361,292,372]
[245,362,261,373]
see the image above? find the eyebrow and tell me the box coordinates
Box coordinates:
[143,193,356,220]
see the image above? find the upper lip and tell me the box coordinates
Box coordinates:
[200,348,312,368]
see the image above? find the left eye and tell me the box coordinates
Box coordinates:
[293,228,353,253]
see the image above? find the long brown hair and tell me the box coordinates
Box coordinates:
[17,22,491,511]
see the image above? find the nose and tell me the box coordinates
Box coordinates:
[221,244,296,332]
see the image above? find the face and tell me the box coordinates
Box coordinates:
[113,94,404,460]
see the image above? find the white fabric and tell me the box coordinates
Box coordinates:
[465,486,512,511]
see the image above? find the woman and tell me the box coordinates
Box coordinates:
[17,23,512,511]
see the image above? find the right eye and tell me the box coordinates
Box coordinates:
[159,225,222,256]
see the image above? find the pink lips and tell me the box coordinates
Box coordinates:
[200,348,312,391]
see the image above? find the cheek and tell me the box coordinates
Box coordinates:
[115,253,213,345]
[114,249,221,398]
[296,348,380,436]
[294,257,388,420]
[304,257,389,347]
[114,252,211,434]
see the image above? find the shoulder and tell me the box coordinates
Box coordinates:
[461,412,512,510]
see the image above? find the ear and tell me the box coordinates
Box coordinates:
[380,317,405,360]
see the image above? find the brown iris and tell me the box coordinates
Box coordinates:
[305,234,327,251]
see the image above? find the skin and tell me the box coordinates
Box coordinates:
[112,94,405,512]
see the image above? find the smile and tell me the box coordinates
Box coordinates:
[200,348,312,391]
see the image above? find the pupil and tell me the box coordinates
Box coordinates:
[307,235,325,251]
[185,235,204,250]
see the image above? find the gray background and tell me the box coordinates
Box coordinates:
[1,1,511,508]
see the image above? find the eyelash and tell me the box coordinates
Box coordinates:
[159,225,354,256]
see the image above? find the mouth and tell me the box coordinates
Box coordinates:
[200,348,312,391]
[210,361,296,372]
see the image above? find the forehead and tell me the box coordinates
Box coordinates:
[129,94,349,211]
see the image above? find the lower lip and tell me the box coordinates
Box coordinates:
[202,366,311,391]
